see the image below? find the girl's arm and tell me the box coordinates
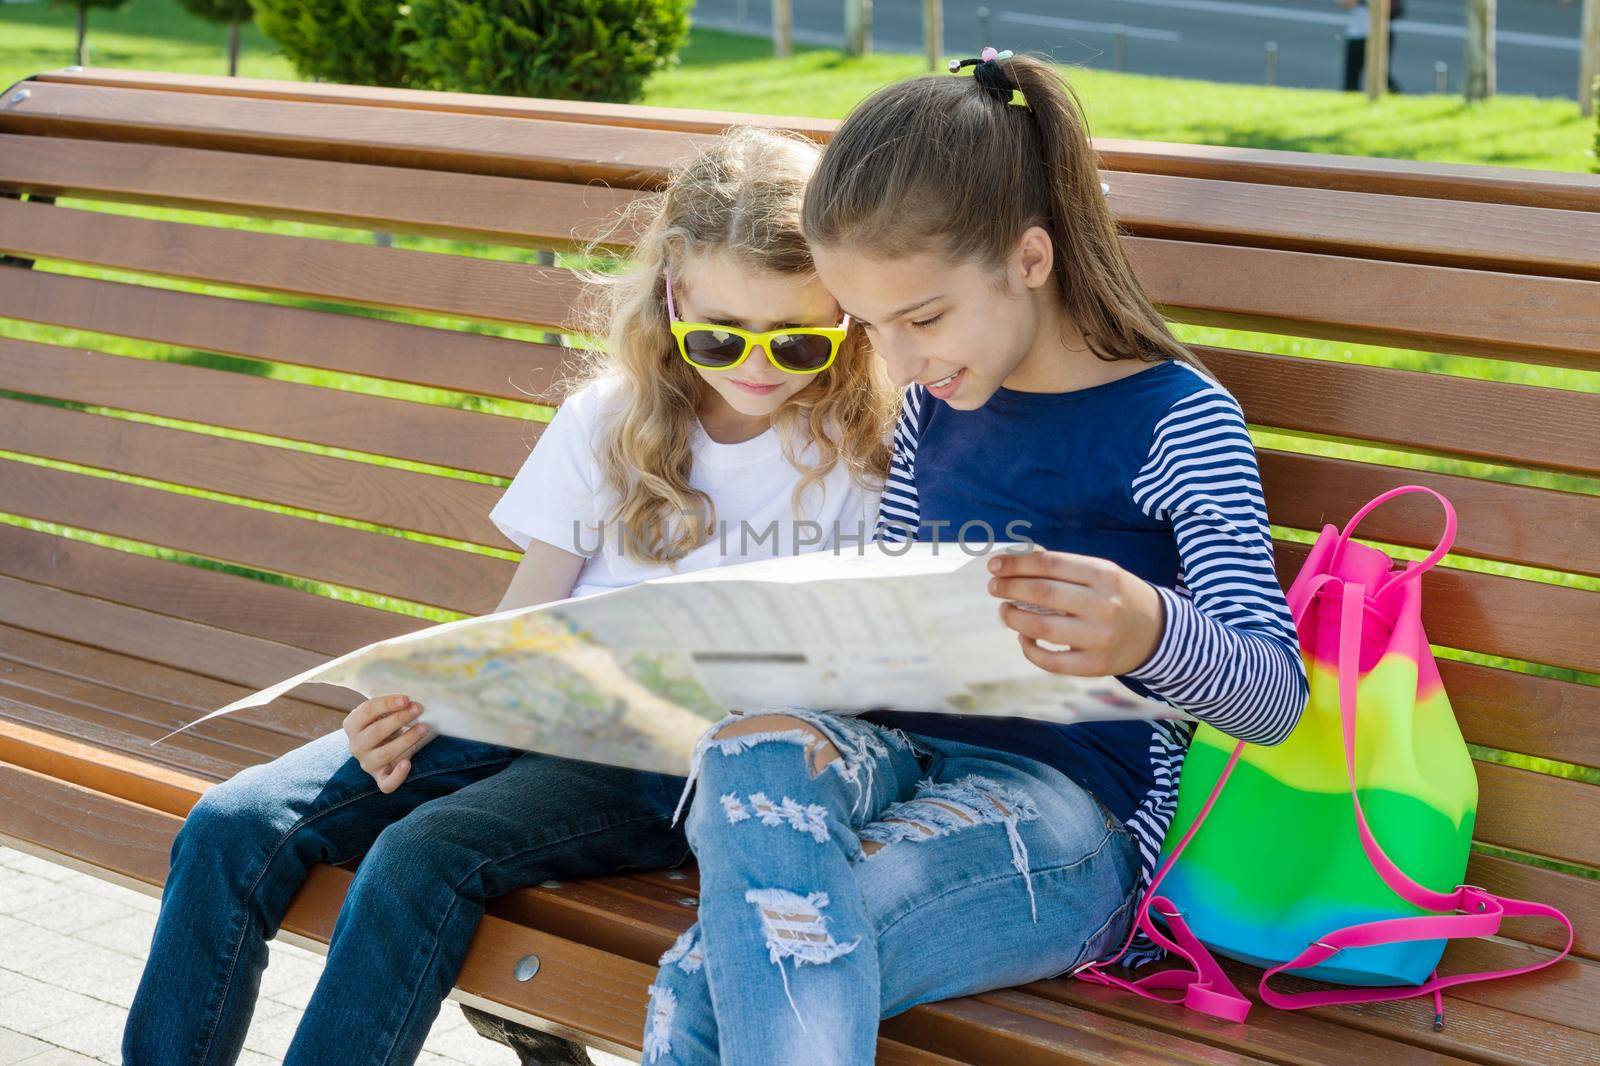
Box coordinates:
[493,540,586,613]
[991,388,1307,746]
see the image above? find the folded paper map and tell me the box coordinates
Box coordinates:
[159,543,1187,776]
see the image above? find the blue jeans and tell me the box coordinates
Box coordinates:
[123,730,690,1066]
[644,709,1142,1065]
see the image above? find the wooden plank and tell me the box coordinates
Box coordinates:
[29,70,1600,214]
[1203,347,1600,479]
[1440,660,1600,772]
[27,67,840,140]
[1259,450,1600,579]
[0,82,712,189]
[0,198,585,331]
[0,268,574,406]
[1,458,512,614]
[1465,852,1600,961]
[0,717,212,817]
[0,656,312,763]
[0,680,277,783]
[1093,139,1600,214]
[0,134,644,250]
[0,396,514,549]
[1108,170,1600,281]
[1131,239,1600,372]
[1473,761,1600,869]
[0,335,543,478]
[1274,542,1600,675]
[1433,938,1600,1036]
[1023,978,1472,1066]
[0,524,419,661]
[0,622,340,745]
[0,572,365,709]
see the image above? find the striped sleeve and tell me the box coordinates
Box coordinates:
[1125,385,1307,745]
[874,385,925,543]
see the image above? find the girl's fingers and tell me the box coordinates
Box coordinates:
[989,549,1113,588]
[356,699,421,750]
[353,694,411,732]
[999,601,1098,647]
[376,758,411,793]
[1017,634,1104,676]
[366,718,428,769]
[988,576,1099,616]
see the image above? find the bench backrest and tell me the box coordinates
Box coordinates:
[2,69,1596,1035]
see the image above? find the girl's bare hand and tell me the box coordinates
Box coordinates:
[343,694,435,793]
[987,548,1164,677]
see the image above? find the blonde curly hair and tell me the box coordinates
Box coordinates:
[567,126,895,565]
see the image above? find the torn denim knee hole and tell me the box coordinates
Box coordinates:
[672,709,893,827]
[745,887,861,1028]
[719,790,830,843]
[858,775,1043,922]
[659,926,704,974]
[643,983,675,1062]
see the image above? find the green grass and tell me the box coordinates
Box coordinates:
[3,0,1595,172]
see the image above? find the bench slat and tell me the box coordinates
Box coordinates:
[1132,239,1600,371]
[0,336,542,477]
[0,397,515,549]
[0,134,643,250]
[1260,451,1600,579]
[0,198,584,331]
[1466,852,1600,961]
[1274,543,1600,676]
[0,268,571,406]
[1205,348,1600,479]
[1110,171,1600,281]
[0,525,418,661]
[1,458,510,614]
[0,82,710,189]
[0,572,362,706]
[0,622,339,746]
[1473,761,1600,869]
[32,70,1600,215]
[1441,660,1600,771]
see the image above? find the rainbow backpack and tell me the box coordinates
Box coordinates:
[1078,486,1573,1025]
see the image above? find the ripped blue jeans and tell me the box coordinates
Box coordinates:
[645,709,1142,1065]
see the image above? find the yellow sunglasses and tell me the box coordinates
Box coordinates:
[666,275,850,375]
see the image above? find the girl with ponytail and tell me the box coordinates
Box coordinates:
[643,50,1308,1064]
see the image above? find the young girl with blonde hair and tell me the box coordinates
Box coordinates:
[123,125,892,1066]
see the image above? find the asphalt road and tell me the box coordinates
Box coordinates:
[692,0,1590,99]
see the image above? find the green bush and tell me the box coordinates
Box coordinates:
[249,0,412,86]
[402,0,691,102]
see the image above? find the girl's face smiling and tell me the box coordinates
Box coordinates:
[810,227,1075,410]
[674,252,841,443]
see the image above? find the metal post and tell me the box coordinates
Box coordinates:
[1434,60,1448,93]
[737,0,748,22]
[1265,41,1279,85]
[773,0,792,58]
[1581,0,1599,116]
[1114,25,1126,72]
[1365,0,1391,100]
[1465,0,1496,100]
[924,0,943,71]
[846,0,872,56]
[977,5,990,49]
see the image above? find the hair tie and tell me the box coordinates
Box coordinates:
[948,47,1024,107]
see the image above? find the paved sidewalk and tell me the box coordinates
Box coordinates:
[0,845,631,1065]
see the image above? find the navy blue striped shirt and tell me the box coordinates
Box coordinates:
[867,359,1307,965]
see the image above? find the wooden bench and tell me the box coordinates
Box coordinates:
[1,67,1596,1064]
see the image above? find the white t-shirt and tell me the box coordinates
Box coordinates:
[489,377,883,599]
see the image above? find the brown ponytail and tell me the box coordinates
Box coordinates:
[803,54,1199,369]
